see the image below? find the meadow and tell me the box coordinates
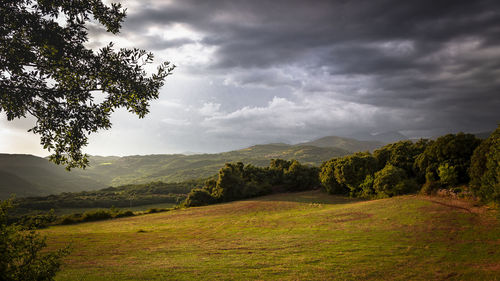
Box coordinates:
[43,190,500,280]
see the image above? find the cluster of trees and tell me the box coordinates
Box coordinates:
[469,126,500,203]
[185,127,499,207]
[57,207,135,225]
[184,159,319,207]
[14,181,197,212]
[320,128,499,204]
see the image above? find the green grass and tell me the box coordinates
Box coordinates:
[43,191,500,280]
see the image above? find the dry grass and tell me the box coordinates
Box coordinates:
[43,190,500,280]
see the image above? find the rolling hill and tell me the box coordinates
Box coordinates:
[0,154,106,199]
[81,143,351,186]
[298,135,383,152]
[43,191,500,280]
[1,135,385,198]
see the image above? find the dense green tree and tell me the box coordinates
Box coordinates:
[284,160,319,191]
[359,174,376,198]
[1,199,69,280]
[469,126,500,203]
[414,133,481,185]
[373,164,409,197]
[438,163,458,187]
[373,139,430,176]
[211,162,246,201]
[319,159,348,195]
[0,0,174,169]
[333,152,378,195]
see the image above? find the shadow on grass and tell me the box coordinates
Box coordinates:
[249,190,366,205]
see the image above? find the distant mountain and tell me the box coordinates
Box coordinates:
[473,131,492,139]
[298,136,383,152]
[0,154,106,199]
[1,135,380,198]
[350,131,409,144]
[81,144,351,186]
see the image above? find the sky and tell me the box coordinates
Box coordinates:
[1,0,500,156]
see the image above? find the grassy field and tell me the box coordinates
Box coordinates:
[43,190,500,280]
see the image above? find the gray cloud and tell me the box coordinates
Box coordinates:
[3,0,500,156]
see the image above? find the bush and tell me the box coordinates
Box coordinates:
[1,199,69,280]
[81,210,113,222]
[184,189,216,207]
[114,210,134,218]
[57,208,135,225]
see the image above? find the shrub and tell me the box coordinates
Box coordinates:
[81,210,113,222]
[1,199,69,280]
[184,189,216,207]
[114,210,134,218]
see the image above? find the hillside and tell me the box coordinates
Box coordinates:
[349,131,409,143]
[0,154,106,199]
[43,191,500,280]
[0,135,393,198]
[80,144,350,186]
[0,143,350,198]
[298,135,383,152]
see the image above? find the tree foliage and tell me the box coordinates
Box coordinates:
[373,139,430,176]
[283,160,320,192]
[184,159,320,207]
[438,163,458,187]
[1,199,69,281]
[183,189,215,207]
[0,0,174,169]
[373,164,416,197]
[319,158,348,195]
[332,152,377,196]
[414,133,480,185]
[469,125,500,203]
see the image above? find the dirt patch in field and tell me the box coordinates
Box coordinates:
[319,212,373,224]
[420,195,489,215]
[474,262,500,272]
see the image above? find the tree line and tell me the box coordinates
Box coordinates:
[185,126,500,207]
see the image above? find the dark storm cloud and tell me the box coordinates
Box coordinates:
[124,0,500,135]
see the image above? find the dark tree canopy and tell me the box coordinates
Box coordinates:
[414,133,481,185]
[469,125,500,203]
[0,0,174,169]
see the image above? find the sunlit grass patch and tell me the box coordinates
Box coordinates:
[43,191,500,280]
